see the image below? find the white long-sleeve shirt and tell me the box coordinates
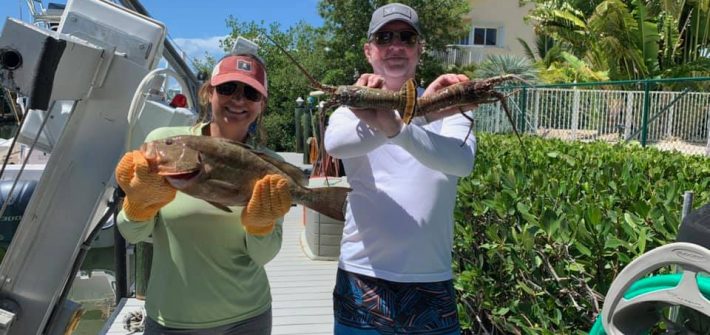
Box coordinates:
[324,107,476,282]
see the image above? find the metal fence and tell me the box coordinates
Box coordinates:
[431,45,488,67]
[474,77,710,156]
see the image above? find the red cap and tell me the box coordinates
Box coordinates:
[210,55,268,98]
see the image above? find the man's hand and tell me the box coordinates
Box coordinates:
[422,74,478,123]
[350,73,404,138]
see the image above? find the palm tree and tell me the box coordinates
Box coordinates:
[518,33,558,65]
[526,0,710,80]
[473,54,539,82]
[527,0,657,80]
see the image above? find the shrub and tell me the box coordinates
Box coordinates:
[454,134,710,334]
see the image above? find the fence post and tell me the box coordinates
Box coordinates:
[641,81,651,146]
[302,108,312,164]
[294,98,304,153]
[572,87,580,140]
[706,107,710,156]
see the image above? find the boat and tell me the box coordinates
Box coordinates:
[0,0,197,333]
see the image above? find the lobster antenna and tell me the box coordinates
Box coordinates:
[495,91,527,155]
[261,34,327,91]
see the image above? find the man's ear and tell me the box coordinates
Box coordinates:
[364,43,372,62]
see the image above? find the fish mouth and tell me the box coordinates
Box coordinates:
[163,169,201,189]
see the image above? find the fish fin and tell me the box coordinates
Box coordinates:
[211,136,255,150]
[253,153,308,186]
[299,186,351,221]
[208,201,233,213]
[400,78,417,124]
[209,136,307,186]
[207,179,251,204]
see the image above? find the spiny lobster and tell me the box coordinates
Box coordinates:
[265,35,527,145]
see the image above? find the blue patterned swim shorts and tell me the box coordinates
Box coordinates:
[333,268,460,335]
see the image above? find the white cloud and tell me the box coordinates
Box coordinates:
[171,35,227,63]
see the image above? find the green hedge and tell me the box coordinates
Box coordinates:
[453,134,710,334]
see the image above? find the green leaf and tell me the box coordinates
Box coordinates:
[586,207,602,226]
[493,307,510,316]
[516,202,539,225]
[637,228,647,254]
[518,280,539,296]
[604,236,629,249]
[574,240,592,257]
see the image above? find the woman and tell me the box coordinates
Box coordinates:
[115,51,289,334]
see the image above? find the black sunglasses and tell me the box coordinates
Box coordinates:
[215,82,262,102]
[370,30,419,46]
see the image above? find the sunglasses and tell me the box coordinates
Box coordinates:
[215,82,262,102]
[370,30,419,46]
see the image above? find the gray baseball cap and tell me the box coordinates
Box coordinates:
[367,3,422,37]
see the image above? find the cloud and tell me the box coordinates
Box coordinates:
[171,35,227,64]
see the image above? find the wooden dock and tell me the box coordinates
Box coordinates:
[267,205,337,335]
[267,152,337,334]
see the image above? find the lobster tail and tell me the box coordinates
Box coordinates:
[400,79,417,124]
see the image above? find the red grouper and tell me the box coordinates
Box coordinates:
[140,135,350,221]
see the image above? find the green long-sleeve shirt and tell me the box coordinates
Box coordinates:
[117,125,283,328]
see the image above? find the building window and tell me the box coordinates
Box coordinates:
[457,27,499,47]
[473,27,497,46]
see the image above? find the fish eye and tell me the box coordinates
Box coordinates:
[165,138,173,145]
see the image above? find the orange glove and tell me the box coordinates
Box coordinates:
[115,151,177,221]
[241,174,292,236]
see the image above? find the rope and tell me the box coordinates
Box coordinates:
[122,308,146,334]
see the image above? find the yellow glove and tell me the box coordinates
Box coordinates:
[241,174,292,236]
[115,151,177,221]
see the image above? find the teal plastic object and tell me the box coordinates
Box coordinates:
[589,273,710,334]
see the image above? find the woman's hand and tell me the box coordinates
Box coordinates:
[115,151,177,221]
[241,174,292,236]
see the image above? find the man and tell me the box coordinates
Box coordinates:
[324,3,476,335]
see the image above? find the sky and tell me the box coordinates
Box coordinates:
[0,0,324,63]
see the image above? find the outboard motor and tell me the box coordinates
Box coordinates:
[0,180,37,259]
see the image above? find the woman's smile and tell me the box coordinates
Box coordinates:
[223,105,250,118]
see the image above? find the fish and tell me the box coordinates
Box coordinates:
[139,135,350,221]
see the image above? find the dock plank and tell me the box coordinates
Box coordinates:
[267,205,337,334]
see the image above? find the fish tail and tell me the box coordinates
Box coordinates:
[297,186,350,221]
